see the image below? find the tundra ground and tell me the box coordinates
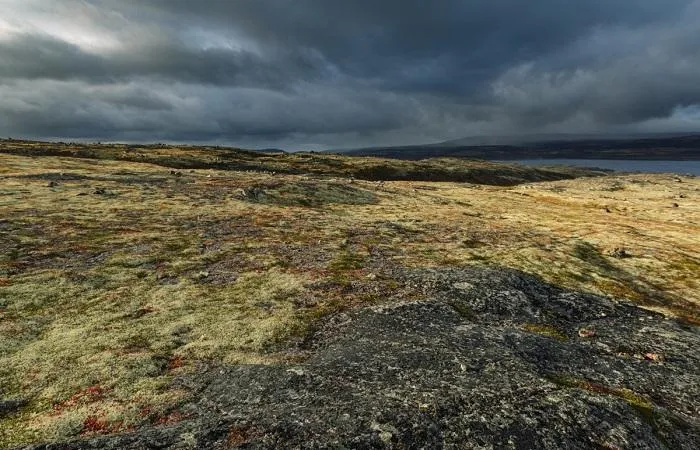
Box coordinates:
[0,142,698,446]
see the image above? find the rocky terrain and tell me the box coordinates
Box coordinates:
[19,268,700,449]
[1,140,698,448]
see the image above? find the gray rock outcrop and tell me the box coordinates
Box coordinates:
[23,267,699,449]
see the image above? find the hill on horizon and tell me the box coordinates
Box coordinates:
[335,132,700,161]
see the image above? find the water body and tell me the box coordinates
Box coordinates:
[507,159,700,176]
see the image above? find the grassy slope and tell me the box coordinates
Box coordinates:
[0,141,698,446]
[0,139,605,184]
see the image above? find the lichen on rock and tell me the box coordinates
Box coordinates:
[23,267,699,449]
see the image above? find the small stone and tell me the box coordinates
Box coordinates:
[171,325,191,336]
[453,281,475,291]
[672,203,679,208]
[644,353,664,363]
[608,247,630,258]
[379,431,393,443]
[178,432,197,448]
[370,422,397,444]
[578,328,596,338]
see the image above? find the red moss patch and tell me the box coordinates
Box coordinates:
[52,385,110,415]
[154,411,185,426]
[226,426,261,447]
[168,355,186,371]
[81,414,127,436]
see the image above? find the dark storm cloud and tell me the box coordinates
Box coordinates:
[108,0,691,94]
[1,0,699,147]
[0,32,327,89]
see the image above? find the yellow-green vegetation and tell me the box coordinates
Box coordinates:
[1,140,699,446]
[547,374,681,448]
[546,374,653,413]
[0,138,602,185]
[522,323,568,341]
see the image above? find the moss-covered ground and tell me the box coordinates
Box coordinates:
[0,140,698,446]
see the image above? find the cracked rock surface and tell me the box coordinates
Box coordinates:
[23,267,700,449]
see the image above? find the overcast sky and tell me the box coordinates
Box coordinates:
[1,1,700,150]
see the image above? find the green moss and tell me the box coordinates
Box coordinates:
[0,406,43,448]
[547,374,652,410]
[522,323,568,341]
[328,250,366,272]
[0,268,308,445]
[1,140,697,447]
[545,374,676,447]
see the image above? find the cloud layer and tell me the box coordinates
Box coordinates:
[1,0,699,148]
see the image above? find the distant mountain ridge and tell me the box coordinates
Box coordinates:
[335,133,700,161]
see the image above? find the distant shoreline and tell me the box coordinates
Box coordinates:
[337,134,700,161]
[504,159,700,175]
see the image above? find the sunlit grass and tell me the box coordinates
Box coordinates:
[0,142,698,445]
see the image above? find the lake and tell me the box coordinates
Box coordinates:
[506,159,700,176]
